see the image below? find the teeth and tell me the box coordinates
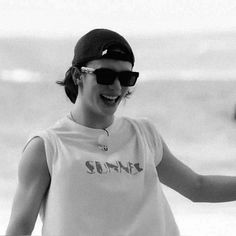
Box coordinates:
[102,95,119,100]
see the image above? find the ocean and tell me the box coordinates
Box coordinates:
[1,32,236,235]
[1,31,236,83]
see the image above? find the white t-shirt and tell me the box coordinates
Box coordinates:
[27,115,180,236]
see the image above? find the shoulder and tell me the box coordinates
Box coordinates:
[21,137,47,170]
[24,116,70,148]
[19,137,50,185]
[24,136,45,154]
[123,116,160,136]
[123,116,164,165]
[120,116,153,128]
[122,116,163,148]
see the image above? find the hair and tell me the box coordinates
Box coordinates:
[56,63,85,104]
[56,68,77,104]
[56,63,134,104]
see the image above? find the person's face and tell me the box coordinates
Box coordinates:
[78,58,132,119]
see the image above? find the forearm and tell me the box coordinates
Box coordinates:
[196,175,236,202]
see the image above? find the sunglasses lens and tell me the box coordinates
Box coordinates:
[95,69,116,85]
[94,69,139,86]
[119,72,138,86]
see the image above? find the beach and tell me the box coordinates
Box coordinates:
[1,32,236,235]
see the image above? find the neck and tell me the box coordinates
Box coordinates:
[71,107,114,129]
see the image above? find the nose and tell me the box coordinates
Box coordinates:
[108,78,122,91]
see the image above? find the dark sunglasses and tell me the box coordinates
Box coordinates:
[80,67,139,86]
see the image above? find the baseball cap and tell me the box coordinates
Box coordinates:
[72,29,135,67]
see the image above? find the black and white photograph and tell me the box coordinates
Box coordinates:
[1,1,236,235]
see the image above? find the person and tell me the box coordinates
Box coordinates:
[5,28,236,236]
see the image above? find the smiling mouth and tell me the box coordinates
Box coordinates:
[100,94,121,105]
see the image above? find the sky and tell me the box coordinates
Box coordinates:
[1,0,236,37]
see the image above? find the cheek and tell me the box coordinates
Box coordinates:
[82,78,97,96]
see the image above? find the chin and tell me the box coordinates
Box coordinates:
[98,100,121,116]
[101,107,118,117]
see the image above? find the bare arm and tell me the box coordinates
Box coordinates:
[157,139,236,202]
[6,137,51,235]
[195,175,236,202]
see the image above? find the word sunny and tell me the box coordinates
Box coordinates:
[85,160,143,175]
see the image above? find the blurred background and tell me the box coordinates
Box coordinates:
[1,0,236,235]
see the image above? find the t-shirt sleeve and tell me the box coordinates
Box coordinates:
[139,118,164,166]
[22,130,56,175]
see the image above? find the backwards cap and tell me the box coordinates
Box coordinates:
[72,29,135,67]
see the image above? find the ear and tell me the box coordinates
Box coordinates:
[71,67,82,85]
[124,89,133,99]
